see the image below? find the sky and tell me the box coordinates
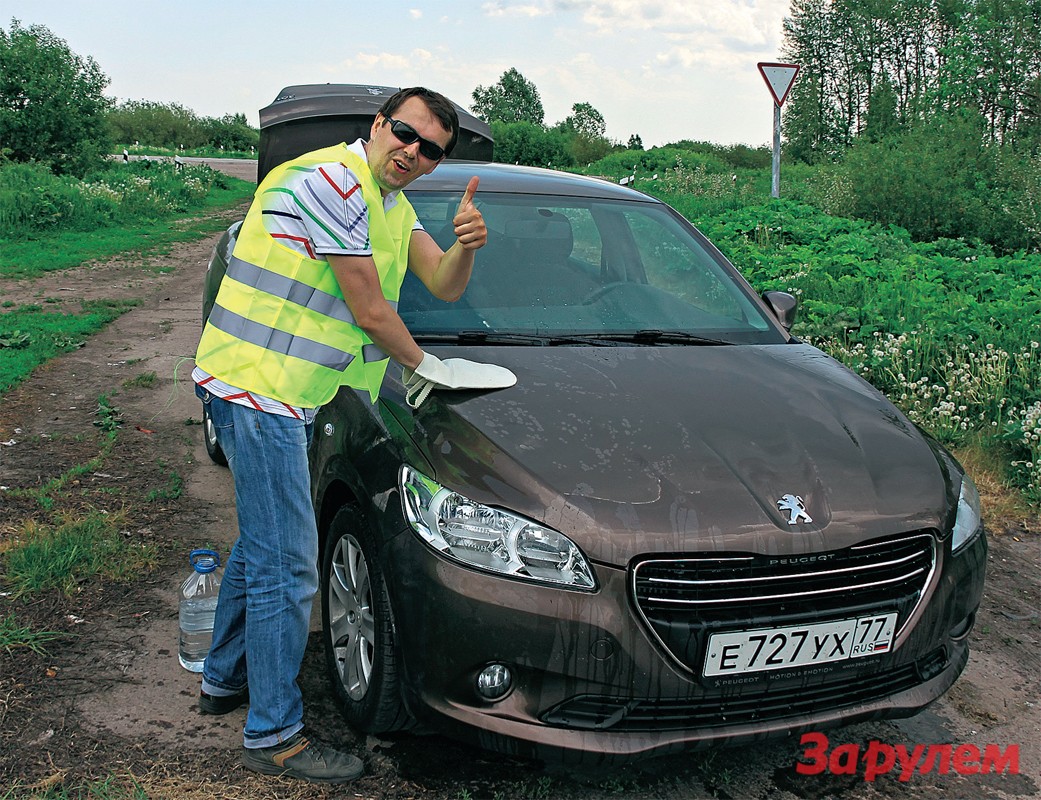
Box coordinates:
[5,0,795,148]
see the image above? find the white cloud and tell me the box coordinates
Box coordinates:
[409,8,422,18]
[481,2,551,17]
[488,1,787,57]
[340,48,436,73]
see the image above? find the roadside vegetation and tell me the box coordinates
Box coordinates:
[649,170,1040,510]
[108,100,259,157]
[0,21,253,680]
[0,159,253,278]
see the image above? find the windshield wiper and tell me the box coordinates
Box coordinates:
[414,330,730,346]
[590,329,731,346]
[413,331,608,346]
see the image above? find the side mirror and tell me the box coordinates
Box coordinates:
[762,291,798,332]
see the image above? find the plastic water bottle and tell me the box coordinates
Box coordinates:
[178,549,222,672]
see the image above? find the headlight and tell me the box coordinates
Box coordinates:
[952,473,982,553]
[400,465,597,590]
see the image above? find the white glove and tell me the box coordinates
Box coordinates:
[402,352,516,408]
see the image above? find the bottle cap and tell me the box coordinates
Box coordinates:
[189,548,221,574]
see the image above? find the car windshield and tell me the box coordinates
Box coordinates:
[399,191,785,345]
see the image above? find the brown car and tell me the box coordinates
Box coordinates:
[202,86,986,764]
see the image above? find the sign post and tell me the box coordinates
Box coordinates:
[757,62,800,198]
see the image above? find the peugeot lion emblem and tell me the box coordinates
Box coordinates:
[777,494,812,525]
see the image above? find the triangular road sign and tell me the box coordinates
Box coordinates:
[757,62,800,107]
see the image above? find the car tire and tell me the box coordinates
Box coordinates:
[322,506,413,734]
[202,403,228,466]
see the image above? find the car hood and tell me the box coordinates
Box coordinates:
[386,343,954,566]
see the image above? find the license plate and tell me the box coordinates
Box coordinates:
[703,613,897,677]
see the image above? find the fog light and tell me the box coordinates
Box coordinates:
[476,663,512,701]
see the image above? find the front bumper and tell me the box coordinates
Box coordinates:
[384,527,987,763]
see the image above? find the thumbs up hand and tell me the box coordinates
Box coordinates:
[452,176,487,250]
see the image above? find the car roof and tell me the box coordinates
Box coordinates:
[411,161,663,203]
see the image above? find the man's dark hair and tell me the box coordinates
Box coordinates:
[378,87,460,157]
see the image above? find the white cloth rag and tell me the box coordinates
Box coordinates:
[402,353,517,408]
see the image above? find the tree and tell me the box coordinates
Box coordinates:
[471,68,544,125]
[627,134,644,150]
[554,102,611,166]
[202,113,259,152]
[560,102,607,139]
[782,0,1041,156]
[864,74,900,141]
[107,100,203,148]
[0,19,111,175]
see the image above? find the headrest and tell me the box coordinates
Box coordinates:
[503,212,573,260]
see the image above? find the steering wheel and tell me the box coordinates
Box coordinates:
[582,282,633,305]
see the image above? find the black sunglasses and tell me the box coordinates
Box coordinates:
[383,116,447,161]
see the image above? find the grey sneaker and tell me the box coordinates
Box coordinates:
[241,731,363,784]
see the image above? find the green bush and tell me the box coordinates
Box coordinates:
[0,159,231,237]
[826,111,1035,253]
[585,146,730,180]
[490,121,573,167]
[997,150,1041,253]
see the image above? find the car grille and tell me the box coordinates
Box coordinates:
[541,648,949,731]
[630,531,937,675]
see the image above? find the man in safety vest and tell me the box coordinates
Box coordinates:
[191,87,493,784]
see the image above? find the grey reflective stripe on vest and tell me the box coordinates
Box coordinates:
[362,343,387,362]
[226,256,356,324]
[208,305,355,371]
[227,256,400,319]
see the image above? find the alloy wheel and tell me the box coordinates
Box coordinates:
[327,534,375,701]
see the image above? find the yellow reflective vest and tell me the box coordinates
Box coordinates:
[195,144,416,406]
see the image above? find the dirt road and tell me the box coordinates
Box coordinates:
[0,159,1038,799]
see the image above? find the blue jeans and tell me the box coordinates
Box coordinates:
[198,393,318,748]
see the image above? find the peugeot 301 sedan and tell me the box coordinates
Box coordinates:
[203,158,986,764]
[302,161,986,762]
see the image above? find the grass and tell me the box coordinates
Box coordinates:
[0,302,139,396]
[0,614,62,655]
[122,371,158,390]
[116,142,257,161]
[954,441,1038,527]
[2,508,157,597]
[0,200,249,279]
[1,774,148,800]
[4,395,121,510]
[145,469,183,503]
